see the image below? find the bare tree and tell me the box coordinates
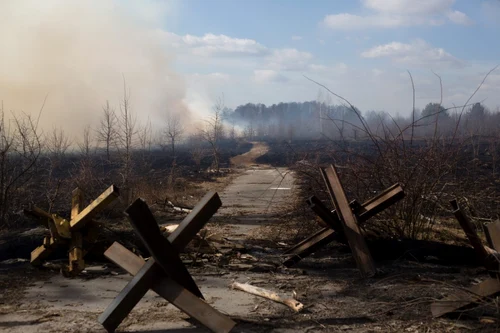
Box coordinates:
[201,95,225,172]
[138,117,153,152]
[117,77,136,188]
[0,102,43,226]
[316,89,324,135]
[96,100,118,161]
[44,126,71,212]
[188,133,206,173]
[164,111,184,157]
[47,126,71,159]
[244,121,255,140]
[78,125,93,157]
[75,124,97,194]
[229,120,237,140]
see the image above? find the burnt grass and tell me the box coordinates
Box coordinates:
[258,138,500,218]
[252,138,500,329]
[0,139,252,262]
[2,139,500,331]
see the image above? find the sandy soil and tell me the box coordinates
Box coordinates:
[230,142,269,167]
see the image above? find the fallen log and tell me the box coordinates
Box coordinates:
[431,277,500,317]
[166,201,192,213]
[160,224,179,234]
[366,239,481,266]
[230,282,304,312]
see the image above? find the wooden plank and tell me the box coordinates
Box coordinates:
[71,188,84,218]
[450,199,493,270]
[68,232,84,274]
[30,236,66,265]
[125,198,203,298]
[358,184,404,220]
[69,188,85,275]
[70,185,120,230]
[25,206,62,265]
[31,241,53,265]
[26,206,71,239]
[105,242,236,333]
[169,191,222,249]
[282,228,336,267]
[52,215,71,239]
[283,227,332,255]
[307,184,403,230]
[99,192,222,333]
[307,196,344,231]
[486,221,500,252]
[104,242,145,275]
[322,165,376,277]
[98,258,158,332]
[283,186,404,267]
[431,278,500,317]
[24,206,52,227]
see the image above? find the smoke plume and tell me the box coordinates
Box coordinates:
[0,0,187,138]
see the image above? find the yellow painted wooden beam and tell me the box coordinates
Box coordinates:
[70,185,120,230]
[68,188,85,275]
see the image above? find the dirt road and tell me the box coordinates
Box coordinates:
[229,141,269,167]
[221,142,296,238]
[0,142,301,333]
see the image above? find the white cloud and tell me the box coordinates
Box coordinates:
[309,63,348,75]
[190,72,231,82]
[266,48,313,71]
[292,35,302,41]
[361,39,464,68]
[164,33,314,73]
[372,68,384,76]
[323,13,406,30]
[446,10,474,25]
[253,70,288,83]
[363,0,454,15]
[322,0,473,30]
[181,33,269,57]
[482,1,500,25]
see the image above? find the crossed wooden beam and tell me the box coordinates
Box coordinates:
[431,199,500,317]
[98,191,236,333]
[283,164,404,277]
[25,185,120,275]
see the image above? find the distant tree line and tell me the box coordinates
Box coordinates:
[223,100,500,141]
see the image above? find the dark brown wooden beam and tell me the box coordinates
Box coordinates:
[125,198,203,298]
[357,183,404,221]
[98,192,222,333]
[485,221,500,252]
[169,191,222,249]
[98,258,158,332]
[322,165,376,277]
[283,184,404,267]
[450,199,494,270]
[431,277,500,317]
[282,228,336,267]
[104,242,236,333]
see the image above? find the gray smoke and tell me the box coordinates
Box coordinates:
[0,0,189,138]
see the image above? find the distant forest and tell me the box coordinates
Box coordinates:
[223,101,500,141]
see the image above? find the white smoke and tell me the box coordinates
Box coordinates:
[0,0,189,138]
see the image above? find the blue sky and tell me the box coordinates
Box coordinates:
[1,0,499,133]
[154,0,500,116]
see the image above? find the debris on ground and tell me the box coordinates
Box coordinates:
[231,281,304,312]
